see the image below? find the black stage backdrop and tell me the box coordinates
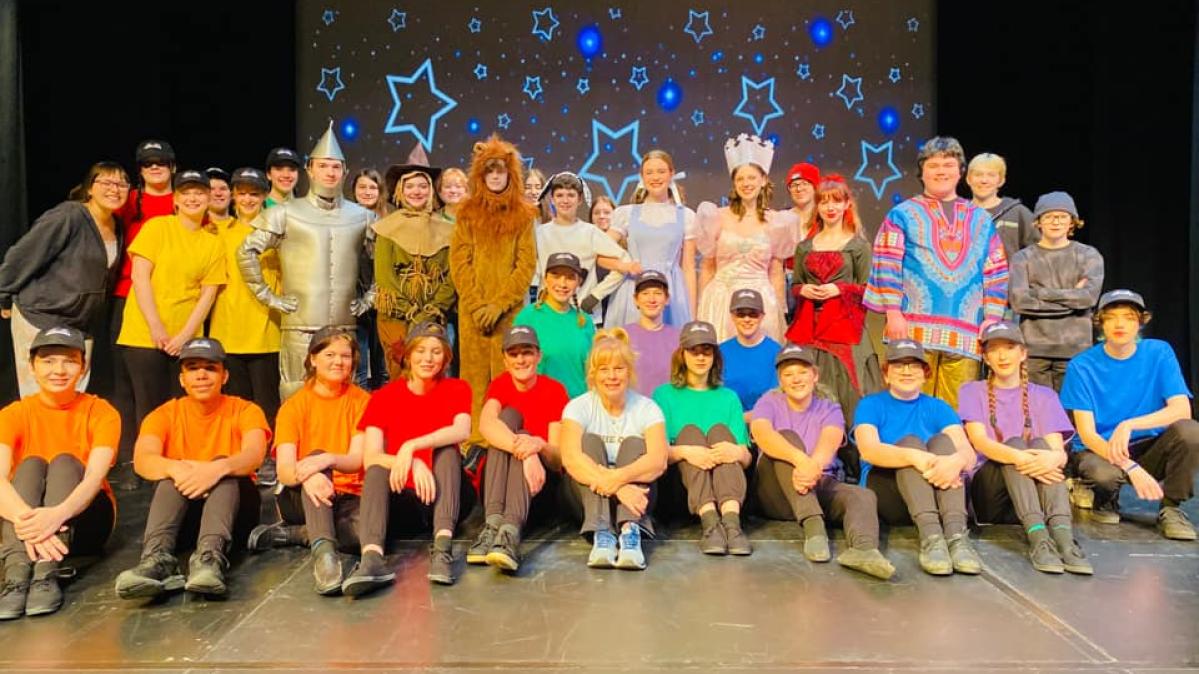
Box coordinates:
[1,1,1195,401]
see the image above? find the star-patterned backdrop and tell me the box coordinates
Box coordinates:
[299,0,933,230]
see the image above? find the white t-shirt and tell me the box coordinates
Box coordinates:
[535,219,630,320]
[563,390,664,464]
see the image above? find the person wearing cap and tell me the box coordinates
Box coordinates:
[852,339,982,576]
[719,289,782,416]
[652,321,753,556]
[205,167,233,226]
[0,326,119,618]
[264,147,301,208]
[750,344,895,579]
[372,146,456,381]
[965,153,1037,264]
[624,270,681,397]
[514,252,597,398]
[1008,191,1104,392]
[602,149,698,329]
[785,174,882,420]
[0,161,129,397]
[239,124,375,402]
[114,337,269,599]
[695,134,794,343]
[779,162,821,302]
[117,169,227,444]
[863,136,1009,409]
[468,325,570,572]
[958,322,1091,574]
[534,172,632,326]
[560,328,668,570]
[341,321,475,594]
[1059,290,1199,540]
[247,326,369,594]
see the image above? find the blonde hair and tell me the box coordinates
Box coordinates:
[585,328,638,390]
[438,167,468,191]
[967,152,1007,179]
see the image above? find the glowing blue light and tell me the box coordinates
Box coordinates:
[753,52,764,64]
[809,18,833,48]
[657,79,683,111]
[467,118,481,134]
[766,132,780,145]
[577,24,603,59]
[877,106,900,134]
[711,50,724,63]
[340,118,359,140]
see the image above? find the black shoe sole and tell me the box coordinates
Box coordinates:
[341,573,395,598]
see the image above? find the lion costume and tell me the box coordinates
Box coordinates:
[449,135,539,446]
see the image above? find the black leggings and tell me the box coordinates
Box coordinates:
[224,352,281,428]
[141,474,260,555]
[481,407,557,530]
[357,447,476,549]
[1,455,114,565]
[563,434,656,536]
[276,485,361,553]
[668,424,747,516]
[121,346,182,436]
[971,436,1071,530]
[866,434,968,539]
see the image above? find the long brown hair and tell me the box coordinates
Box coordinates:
[304,330,360,382]
[728,164,773,221]
[668,345,724,388]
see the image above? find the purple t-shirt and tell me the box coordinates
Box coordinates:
[957,381,1075,444]
[750,391,846,476]
[626,323,681,397]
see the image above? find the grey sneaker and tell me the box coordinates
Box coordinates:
[1067,478,1094,509]
[25,561,74,617]
[115,551,185,599]
[485,524,521,572]
[587,529,618,568]
[185,549,229,595]
[836,547,895,580]
[0,562,31,620]
[247,521,306,551]
[615,523,646,570]
[468,517,502,565]
[311,540,344,595]
[1158,506,1198,541]
[699,511,727,555]
[918,534,953,576]
[341,551,395,597]
[947,533,982,575]
[722,513,752,557]
[1051,527,1094,575]
[803,534,831,562]
[1028,536,1065,574]
[427,536,456,585]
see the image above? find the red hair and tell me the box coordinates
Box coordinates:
[813,174,864,238]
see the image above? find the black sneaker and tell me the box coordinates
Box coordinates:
[1028,536,1065,574]
[468,516,502,565]
[115,551,185,599]
[257,458,279,488]
[699,511,727,555]
[0,562,31,620]
[485,524,521,573]
[1051,527,1094,575]
[428,536,456,585]
[722,512,752,556]
[24,561,75,617]
[247,522,306,552]
[185,549,229,596]
[311,540,344,596]
[342,551,395,598]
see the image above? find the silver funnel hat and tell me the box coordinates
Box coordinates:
[308,121,347,199]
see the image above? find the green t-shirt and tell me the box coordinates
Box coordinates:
[651,384,749,445]
[514,302,596,398]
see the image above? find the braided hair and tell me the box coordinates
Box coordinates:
[534,274,588,328]
[987,361,1033,443]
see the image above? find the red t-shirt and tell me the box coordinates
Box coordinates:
[358,377,472,487]
[115,189,176,297]
[484,373,569,441]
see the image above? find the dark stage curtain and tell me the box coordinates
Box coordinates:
[0,0,27,402]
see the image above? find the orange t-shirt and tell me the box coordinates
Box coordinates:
[0,393,120,500]
[140,395,270,466]
[274,382,370,495]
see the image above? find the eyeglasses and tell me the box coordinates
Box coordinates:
[1039,213,1072,223]
[94,179,130,190]
[890,361,925,372]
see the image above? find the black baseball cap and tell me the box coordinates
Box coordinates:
[266,147,301,169]
[230,167,270,192]
[178,337,227,363]
[775,343,818,368]
[205,167,231,184]
[29,326,86,356]
[980,321,1024,345]
[173,169,210,190]
[634,269,669,293]
[678,321,719,349]
[136,139,175,165]
[1097,289,1146,312]
[502,325,541,351]
[545,252,585,279]
[884,339,928,365]
[729,288,765,314]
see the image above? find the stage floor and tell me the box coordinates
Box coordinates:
[1,480,1196,673]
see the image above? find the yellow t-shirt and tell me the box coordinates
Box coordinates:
[117,215,227,348]
[208,217,282,353]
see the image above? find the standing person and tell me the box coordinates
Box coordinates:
[514,253,596,397]
[785,175,881,420]
[348,168,389,391]
[603,150,698,328]
[449,135,539,447]
[437,168,468,223]
[247,326,369,594]
[114,338,269,599]
[349,168,390,219]
[560,329,668,570]
[590,195,616,235]
[719,290,782,415]
[206,167,233,227]
[696,134,793,342]
[0,162,128,396]
[0,327,119,619]
[853,340,982,576]
[208,167,282,432]
[653,321,753,556]
[966,153,1037,264]
[468,325,569,572]
[780,162,820,285]
[535,172,631,326]
[1009,192,1104,392]
[264,147,301,208]
[1059,290,1199,540]
[117,170,227,441]
[623,270,680,397]
[960,322,1092,574]
[751,344,895,579]
[524,168,549,223]
[863,136,1009,409]
[238,124,375,402]
[373,154,456,380]
[340,322,475,594]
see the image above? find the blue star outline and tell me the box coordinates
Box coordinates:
[383,58,459,151]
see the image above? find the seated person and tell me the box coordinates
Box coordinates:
[0,327,119,619]
[623,270,680,397]
[115,338,269,599]
[719,289,782,418]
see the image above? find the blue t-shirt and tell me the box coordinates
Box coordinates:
[719,336,781,411]
[852,390,960,483]
[1059,339,1191,449]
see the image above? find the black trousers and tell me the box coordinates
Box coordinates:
[108,298,137,465]
[141,475,260,555]
[121,346,182,436]
[1,455,114,565]
[224,352,281,428]
[1026,357,1068,393]
[563,434,656,536]
[357,447,476,549]
[481,407,557,529]
[756,430,880,550]
[1071,419,1199,509]
[866,433,968,539]
[276,485,361,552]
[666,424,747,516]
[971,437,1071,529]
